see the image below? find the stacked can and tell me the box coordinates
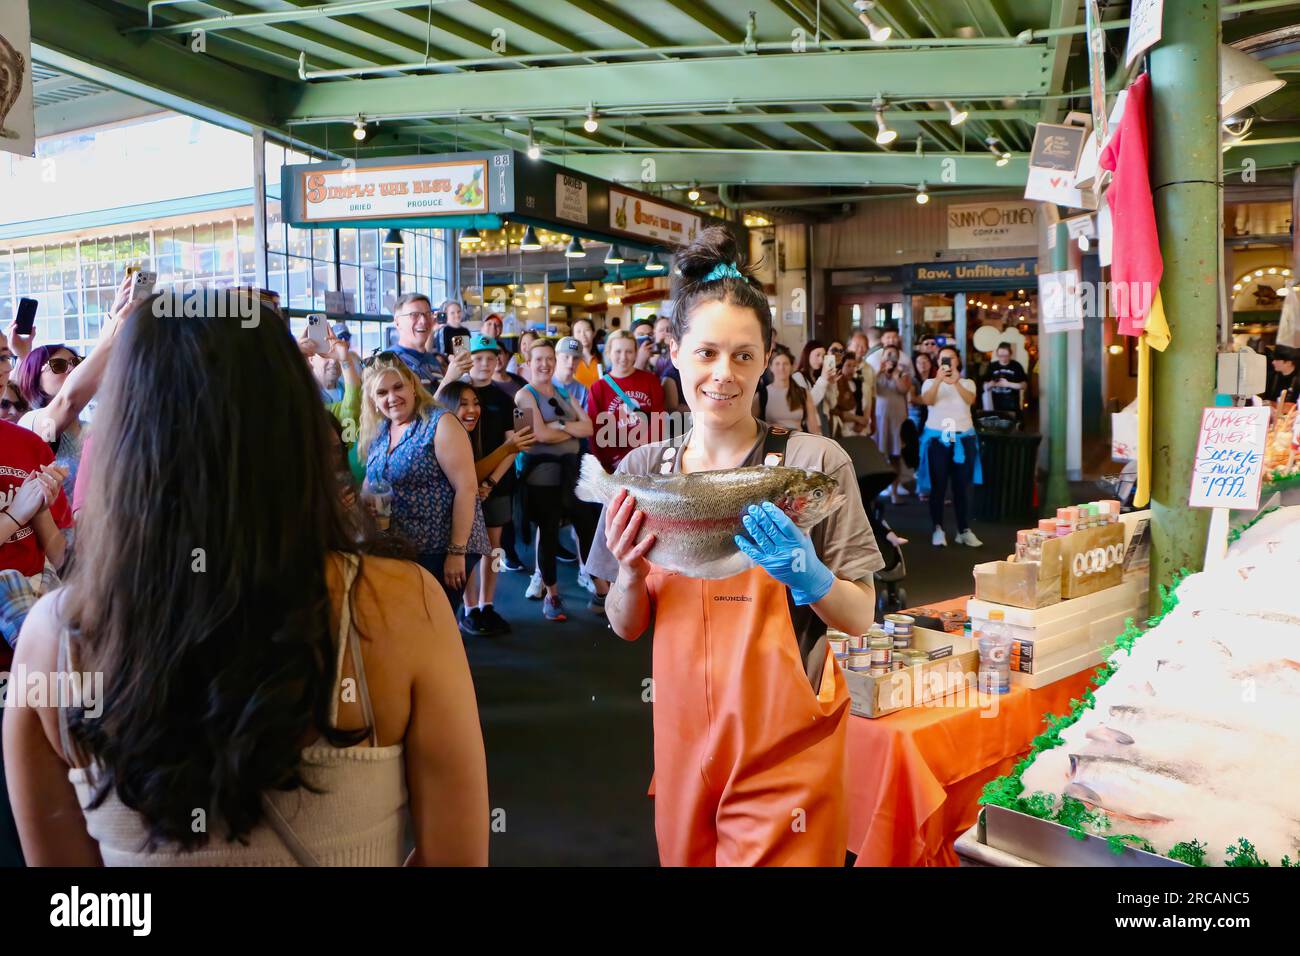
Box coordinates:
[884,614,915,650]
[847,647,873,672]
[868,635,893,677]
[826,630,852,658]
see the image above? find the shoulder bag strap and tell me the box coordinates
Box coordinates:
[761,424,792,467]
[601,374,641,413]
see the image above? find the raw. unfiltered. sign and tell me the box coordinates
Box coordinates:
[1189,406,1271,511]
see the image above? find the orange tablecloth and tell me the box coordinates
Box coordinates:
[845,597,1095,867]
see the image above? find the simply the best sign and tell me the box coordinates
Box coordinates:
[1189,406,1271,511]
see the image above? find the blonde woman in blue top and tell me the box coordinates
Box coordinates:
[359,355,489,612]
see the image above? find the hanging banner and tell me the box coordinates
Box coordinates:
[1189,406,1270,511]
[1039,269,1084,334]
[299,159,488,222]
[609,187,701,245]
[1125,0,1164,69]
[946,201,1038,249]
[0,0,35,157]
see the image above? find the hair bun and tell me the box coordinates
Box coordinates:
[674,225,748,284]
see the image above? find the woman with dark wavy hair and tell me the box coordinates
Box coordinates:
[3,290,489,866]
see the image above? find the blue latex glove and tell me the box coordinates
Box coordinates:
[734,502,836,606]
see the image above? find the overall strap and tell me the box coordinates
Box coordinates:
[762,424,793,467]
[56,627,77,762]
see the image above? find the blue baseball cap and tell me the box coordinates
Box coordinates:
[469,334,500,354]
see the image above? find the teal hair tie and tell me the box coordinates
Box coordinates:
[702,262,744,283]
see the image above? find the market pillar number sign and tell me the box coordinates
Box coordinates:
[300,160,488,222]
[1189,406,1271,512]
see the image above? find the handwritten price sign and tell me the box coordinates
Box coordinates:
[1189,406,1271,511]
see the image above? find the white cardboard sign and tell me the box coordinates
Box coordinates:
[1125,0,1164,69]
[1189,406,1271,511]
[1038,269,1085,334]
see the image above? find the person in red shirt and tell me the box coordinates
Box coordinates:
[586,330,665,473]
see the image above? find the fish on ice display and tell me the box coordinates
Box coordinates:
[575,453,845,579]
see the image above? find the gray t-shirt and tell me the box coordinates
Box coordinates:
[586,422,885,587]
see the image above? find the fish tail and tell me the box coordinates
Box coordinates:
[575,454,615,504]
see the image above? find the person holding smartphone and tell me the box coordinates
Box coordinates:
[389,293,444,388]
[515,339,604,622]
[873,345,912,502]
[918,346,983,548]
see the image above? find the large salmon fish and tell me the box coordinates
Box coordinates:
[575,453,845,579]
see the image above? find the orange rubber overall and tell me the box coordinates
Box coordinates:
[646,564,850,867]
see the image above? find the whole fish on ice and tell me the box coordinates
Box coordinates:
[576,453,845,579]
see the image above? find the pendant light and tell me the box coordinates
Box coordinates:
[944,100,968,126]
[564,236,586,258]
[520,225,542,250]
[645,251,665,273]
[1221,44,1284,118]
[382,228,404,249]
[459,227,482,246]
[604,244,626,265]
[873,104,896,145]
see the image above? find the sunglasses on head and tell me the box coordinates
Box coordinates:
[362,349,401,369]
[43,357,81,374]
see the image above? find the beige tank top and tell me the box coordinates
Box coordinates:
[58,553,407,866]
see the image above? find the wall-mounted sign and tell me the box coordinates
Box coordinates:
[609,188,701,245]
[300,159,488,222]
[906,257,1036,292]
[946,202,1038,250]
[556,173,589,225]
[1028,122,1087,172]
[0,1,35,158]
[923,306,954,324]
[830,267,906,287]
[1038,269,1084,334]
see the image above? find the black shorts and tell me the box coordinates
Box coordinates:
[481,492,512,528]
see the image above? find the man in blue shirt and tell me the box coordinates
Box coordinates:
[389,293,444,389]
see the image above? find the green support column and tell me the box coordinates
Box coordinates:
[1149,2,1221,604]
[1043,221,1072,515]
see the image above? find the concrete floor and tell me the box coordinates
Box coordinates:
[468,488,1036,866]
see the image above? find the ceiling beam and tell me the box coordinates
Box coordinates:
[565,150,1028,187]
[277,0,461,61]
[395,7,500,51]
[784,122,839,151]
[285,48,1055,123]
[661,0,745,43]
[561,0,673,48]
[469,0,589,52]
[1039,0,1081,125]
[31,0,289,134]
[185,0,403,66]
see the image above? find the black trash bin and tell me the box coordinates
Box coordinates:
[972,428,1042,523]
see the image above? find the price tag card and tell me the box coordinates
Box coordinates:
[1189,406,1271,511]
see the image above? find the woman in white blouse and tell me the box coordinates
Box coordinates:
[917,346,983,549]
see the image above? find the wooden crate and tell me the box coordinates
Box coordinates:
[973,535,1063,609]
[844,627,980,719]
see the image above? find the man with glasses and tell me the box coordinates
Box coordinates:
[389,293,444,389]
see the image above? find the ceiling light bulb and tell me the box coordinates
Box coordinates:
[915,182,929,204]
[527,143,540,160]
[687,183,701,202]
[945,101,968,126]
[874,110,896,146]
[584,108,599,134]
[854,1,892,42]
[352,116,367,141]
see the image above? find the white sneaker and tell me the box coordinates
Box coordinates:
[956,529,984,548]
[932,528,947,548]
[525,570,545,600]
[577,569,596,595]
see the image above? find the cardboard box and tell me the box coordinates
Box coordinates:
[973,535,1063,609]
[1058,522,1125,599]
[844,627,980,719]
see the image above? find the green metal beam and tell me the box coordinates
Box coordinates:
[1039,0,1081,125]
[396,7,501,51]
[1149,1,1220,595]
[661,0,745,43]
[277,0,460,61]
[1223,141,1300,172]
[31,0,289,134]
[189,0,403,66]
[469,0,589,52]
[564,150,1027,186]
[561,0,673,48]
[784,122,839,151]
[285,48,1055,122]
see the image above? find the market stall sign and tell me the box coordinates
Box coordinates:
[556,174,589,225]
[1125,0,1163,68]
[609,188,701,246]
[905,257,1036,292]
[1189,406,1270,511]
[831,267,906,287]
[947,202,1038,250]
[923,306,953,324]
[298,159,488,223]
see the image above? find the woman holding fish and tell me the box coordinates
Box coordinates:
[583,228,884,867]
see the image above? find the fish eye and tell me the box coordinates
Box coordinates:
[812,489,823,498]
